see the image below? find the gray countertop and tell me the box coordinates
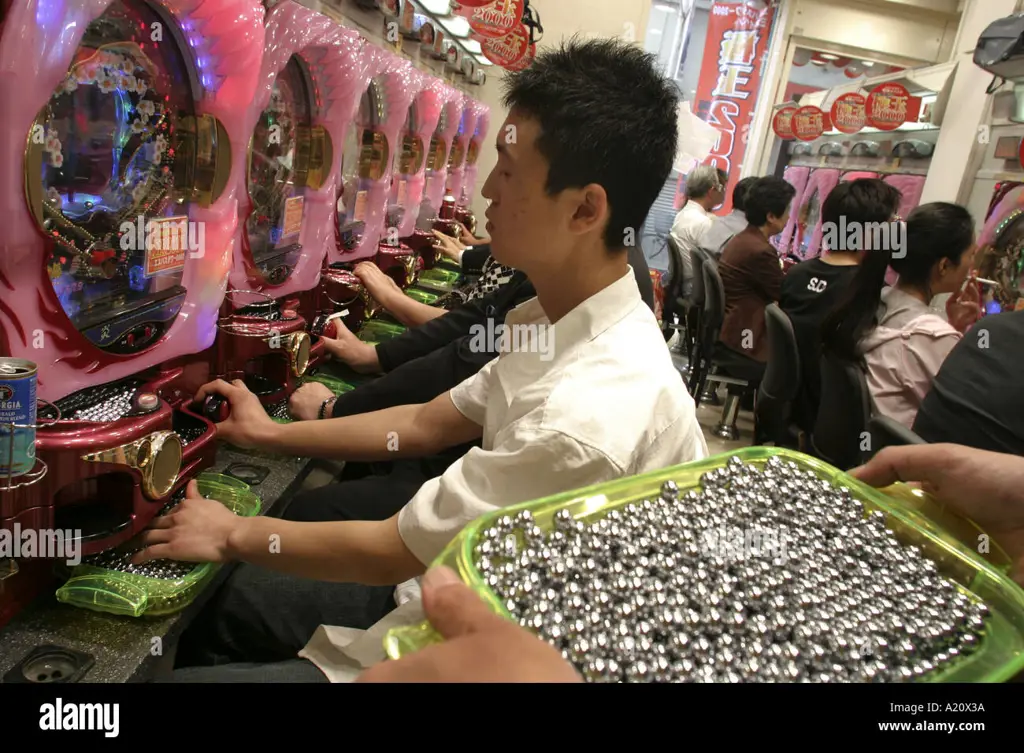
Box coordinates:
[0,446,320,684]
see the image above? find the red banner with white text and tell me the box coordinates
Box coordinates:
[688,0,776,215]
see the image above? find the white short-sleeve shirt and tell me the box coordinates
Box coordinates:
[300,266,709,679]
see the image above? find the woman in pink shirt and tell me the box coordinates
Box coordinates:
[820,202,982,428]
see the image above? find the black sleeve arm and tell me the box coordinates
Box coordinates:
[332,338,493,417]
[461,245,490,274]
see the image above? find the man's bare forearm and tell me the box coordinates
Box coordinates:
[386,292,448,327]
[260,394,481,461]
[226,515,424,585]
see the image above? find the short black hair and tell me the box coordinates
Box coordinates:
[743,177,796,226]
[821,178,902,245]
[732,176,759,213]
[501,36,679,249]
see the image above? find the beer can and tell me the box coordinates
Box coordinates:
[0,358,37,478]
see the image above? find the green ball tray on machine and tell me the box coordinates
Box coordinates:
[268,371,360,424]
[357,317,408,345]
[405,287,443,305]
[383,447,1024,683]
[412,267,462,293]
[54,473,262,618]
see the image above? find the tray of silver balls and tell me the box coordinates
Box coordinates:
[54,473,261,618]
[384,448,1024,682]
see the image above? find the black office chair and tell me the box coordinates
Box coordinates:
[811,352,872,470]
[688,248,718,402]
[661,236,686,342]
[868,415,926,455]
[755,304,802,448]
[689,259,761,439]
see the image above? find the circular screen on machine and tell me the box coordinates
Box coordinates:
[246,54,314,287]
[29,0,200,354]
[980,200,1024,312]
[337,77,389,250]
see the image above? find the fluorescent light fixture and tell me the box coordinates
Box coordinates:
[437,14,471,37]
[475,54,493,66]
[416,0,452,14]
[861,60,875,66]
[811,59,826,65]
[462,38,482,54]
[819,53,839,60]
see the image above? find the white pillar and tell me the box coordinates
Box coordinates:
[920,0,1019,204]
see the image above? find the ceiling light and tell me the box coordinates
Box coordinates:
[861,60,875,66]
[416,0,452,14]
[462,38,482,54]
[437,14,470,37]
[819,53,839,60]
[811,59,826,65]
[475,54,493,66]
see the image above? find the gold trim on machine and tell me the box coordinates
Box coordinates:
[287,331,312,377]
[307,125,333,191]
[81,430,183,500]
[175,114,233,207]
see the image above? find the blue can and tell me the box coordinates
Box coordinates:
[0,358,37,478]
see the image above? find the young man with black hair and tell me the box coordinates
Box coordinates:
[701,175,758,257]
[144,37,708,682]
[780,178,902,434]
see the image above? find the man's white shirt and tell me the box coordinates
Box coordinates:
[670,201,713,286]
[299,266,709,679]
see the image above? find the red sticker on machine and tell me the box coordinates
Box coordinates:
[481,24,530,68]
[455,0,524,39]
[866,82,910,130]
[830,93,866,134]
[792,106,826,141]
[772,106,797,139]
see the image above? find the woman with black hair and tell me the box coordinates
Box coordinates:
[820,202,982,428]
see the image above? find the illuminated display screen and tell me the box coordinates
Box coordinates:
[31,0,197,352]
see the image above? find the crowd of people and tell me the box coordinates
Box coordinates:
[670,166,1023,455]
[123,36,1024,684]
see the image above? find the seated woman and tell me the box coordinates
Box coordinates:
[717,176,796,380]
[820,202,982,428]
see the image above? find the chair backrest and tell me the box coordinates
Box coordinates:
[812,352,872,469]
[663,235,685,316]
[756,304,802,445]
[868,415,926,455]
[691,247,709,307]
[701,257,726,340]
[762,304,801,402]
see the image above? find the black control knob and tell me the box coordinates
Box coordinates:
[204,395,230,423]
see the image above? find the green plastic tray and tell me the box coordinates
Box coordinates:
[384,447,1024,682]
[405,287,442,305]
[357,318,407,345]
[55,473,262,618]
[269,372,359,424]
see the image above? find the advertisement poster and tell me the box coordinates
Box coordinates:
[690,0,777,214]
[282,196,304,239]
[143,216,189,277]
[792,105,826,141]
[830,92,867,134]
[865,82,911,131]
[772,105,796,139]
